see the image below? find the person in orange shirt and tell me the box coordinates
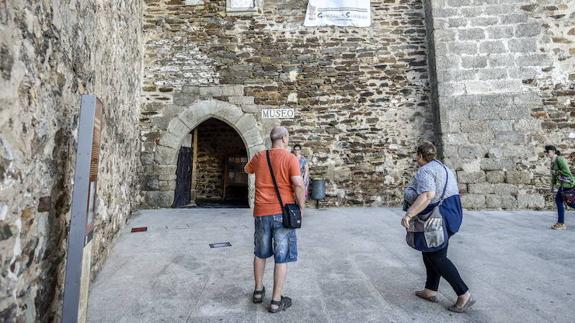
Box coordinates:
[245,126,305,313]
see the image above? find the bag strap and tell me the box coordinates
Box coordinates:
[266,150,285,208]
[434,160,449,204]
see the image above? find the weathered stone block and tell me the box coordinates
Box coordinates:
[220,85,244,97]
[468,131,494,144]
[478,68,508,80]
[486,195,517,209]
[234,114,258,136]
[495,131,525,144]
[436,30,457,42]
[448,18,468,28]
[488,54,515,67]
[174,91,198,106]
[228,96,255,105]
[241,104,260,114]
[470,17,499,27]
[211,101,244,124]
[479,40,507,54]
[447,0,472,7]
[458,145,485,158]
[508,67,538,80]
[458,28,485,41]
[508,39,537,53]
[517,194,545,209]
[488,120,514,131]
[458,171,486,184]
[500,13,528,24]
[486,170,505,183]
[480,158,515,171]
[167,117,191,138]
[144,191,174,208]
[486,26,514,39]
[199,86,224,97]
[159,131,181,149]
[461,56,488,69]
[506,171,531,184]
[154,165,177,175]
[516,54,551,67]
[515,23,541,38]
[154,146,178,164]
[493,183,519,195]
[469,182,494,194]
[461,194,486,208]
[448,42,478,55]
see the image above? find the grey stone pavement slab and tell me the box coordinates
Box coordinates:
[87,208,575,323]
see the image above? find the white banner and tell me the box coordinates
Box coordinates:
[304,0,371,27]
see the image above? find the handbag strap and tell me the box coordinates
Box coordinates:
[434,160,449,204]
[266,150,285,208]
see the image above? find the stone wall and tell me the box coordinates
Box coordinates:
[195,118,247,200]
[427,0,575,209]
[142,0,435,207]
[0,0,143,321]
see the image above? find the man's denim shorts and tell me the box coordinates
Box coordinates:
[254,214,297,263]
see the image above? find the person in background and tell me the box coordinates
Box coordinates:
[544,145,575,230]
[292,144,310,199]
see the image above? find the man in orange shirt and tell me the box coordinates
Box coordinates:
[245,126,305,313]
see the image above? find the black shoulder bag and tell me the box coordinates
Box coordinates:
[266,150,302,229]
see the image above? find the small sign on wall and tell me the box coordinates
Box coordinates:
[262,108,295,119]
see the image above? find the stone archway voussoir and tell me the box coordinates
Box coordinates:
[211,101,244,125]
[243,128,264,149]
[166,117,191,139]
[154,146,178,165]
[234,114,258,139]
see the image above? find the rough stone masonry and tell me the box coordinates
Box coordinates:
[427,0,575,209]
[142,0,574,210]
[0,0,143,321]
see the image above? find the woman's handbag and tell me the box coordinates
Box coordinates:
[266,151,302,229]
[405,161,450,252]
[561,188,575,208]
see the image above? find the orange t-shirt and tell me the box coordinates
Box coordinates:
[245,148,301,216]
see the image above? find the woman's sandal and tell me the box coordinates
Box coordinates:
[268,296,292,313]
[415,290,438,303]
[252,287,265,304]
[448,296,476,313]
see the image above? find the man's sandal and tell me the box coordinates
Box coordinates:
[268,296,292,313]
[415,290,438,303]
[252,287,265,304]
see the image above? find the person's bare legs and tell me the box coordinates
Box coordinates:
[270,263,287,310]
[254,256,266,291]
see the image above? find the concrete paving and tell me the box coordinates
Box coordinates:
[87,208,575,323]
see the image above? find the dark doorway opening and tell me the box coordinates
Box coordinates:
[172,118,249,208]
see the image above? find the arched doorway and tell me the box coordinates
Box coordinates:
[152,99,265,209]
[173,118,249,207]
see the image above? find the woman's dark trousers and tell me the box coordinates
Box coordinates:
[555,189,565,224]
[422,243,468,296]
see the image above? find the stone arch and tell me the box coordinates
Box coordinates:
[154,99,265,207]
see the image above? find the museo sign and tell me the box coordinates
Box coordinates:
[262,108,295,119]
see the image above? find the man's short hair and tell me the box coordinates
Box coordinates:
[270,126,288,142]
[416,141,437,162]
